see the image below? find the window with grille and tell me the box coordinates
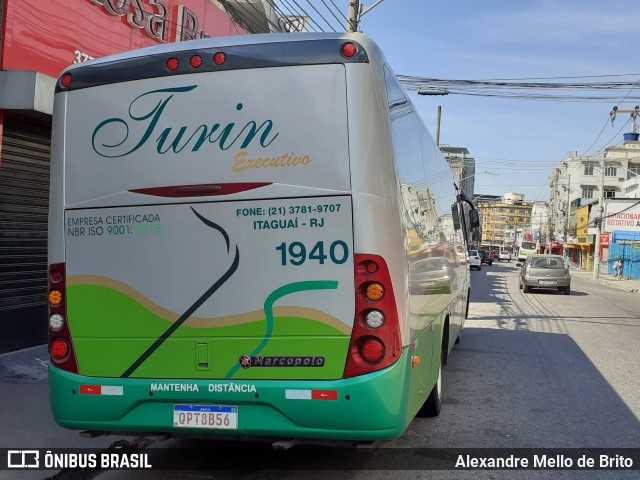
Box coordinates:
[604,188,616,198]
[584,164,594,175]
[582,187,594,198]
[605,165,617,176]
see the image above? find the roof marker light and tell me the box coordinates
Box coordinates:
[60,74,72,88]
[190,55,202,68]
[166,58,179,71]
[342,42,357,58]
[213,52,226,65]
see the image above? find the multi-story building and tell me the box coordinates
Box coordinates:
[439,145,476,198]
[548,134,640,270]
[476,193,533,251]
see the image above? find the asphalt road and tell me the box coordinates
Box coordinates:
[2,261,639,479]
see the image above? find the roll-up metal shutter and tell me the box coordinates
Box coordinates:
[0,117,51,352]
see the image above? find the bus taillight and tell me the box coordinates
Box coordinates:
[48,263,79,374]
[343,255,401,378]
[359,337,385,363]
[50,339,69,361]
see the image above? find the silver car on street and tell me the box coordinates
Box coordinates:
[518,254,571,295]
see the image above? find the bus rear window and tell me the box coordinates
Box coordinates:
[62,65,350,205]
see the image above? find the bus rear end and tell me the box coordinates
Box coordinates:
[48,34,409,440]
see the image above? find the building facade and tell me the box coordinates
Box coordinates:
[548,135,640,274]
[0,0,245,352]
[477,194,533,252]
[439,145,476,198]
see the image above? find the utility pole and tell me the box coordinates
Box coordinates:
[564,174,570,245]
[610,105,639,132]
[592,155,605,279]
[347,1,361,32]
[435,106,442,146]
[346,0,385,32]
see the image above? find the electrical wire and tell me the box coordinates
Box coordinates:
[303,0,339,32]
[319,0,348,29]
[398,75,640,103]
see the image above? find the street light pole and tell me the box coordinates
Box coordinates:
[592,155,605,280]
[416,88,448,147]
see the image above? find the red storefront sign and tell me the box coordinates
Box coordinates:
[600,233,610,247]
[2,0,245,79]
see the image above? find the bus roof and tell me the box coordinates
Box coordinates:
[57,33,387,92]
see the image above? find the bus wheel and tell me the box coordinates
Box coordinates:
[420,358,442,417]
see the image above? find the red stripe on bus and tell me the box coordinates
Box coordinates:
[129,183,271,198]
[80,385,102,395]
[311,390,338,400]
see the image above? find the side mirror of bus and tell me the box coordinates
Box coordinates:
[469,210,480,229]
[451,204,461,230]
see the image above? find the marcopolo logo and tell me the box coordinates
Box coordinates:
[239,355,325,368]
[7,450,39,468]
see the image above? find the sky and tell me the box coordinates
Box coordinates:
[356,0,640,202]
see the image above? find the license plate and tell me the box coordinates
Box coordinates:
[173,405,238,430]
[539,280,557,285]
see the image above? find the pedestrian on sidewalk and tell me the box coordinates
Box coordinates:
[614,257,623,280]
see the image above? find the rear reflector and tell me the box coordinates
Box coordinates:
[80,385,124,396]
[285,389,338,400]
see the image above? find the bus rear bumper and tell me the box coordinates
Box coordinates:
[49,351,411,441]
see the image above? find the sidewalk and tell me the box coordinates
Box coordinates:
[568,267,640,294]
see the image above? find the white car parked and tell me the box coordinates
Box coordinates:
[468,250,482,270]
[498,250,511,262]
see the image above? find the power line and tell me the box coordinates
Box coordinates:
[398,75,640,102]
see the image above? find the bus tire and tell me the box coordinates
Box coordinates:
[420,357,442,417]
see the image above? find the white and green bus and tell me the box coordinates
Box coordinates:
[48,33,478,441]
[518,241,537,262]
